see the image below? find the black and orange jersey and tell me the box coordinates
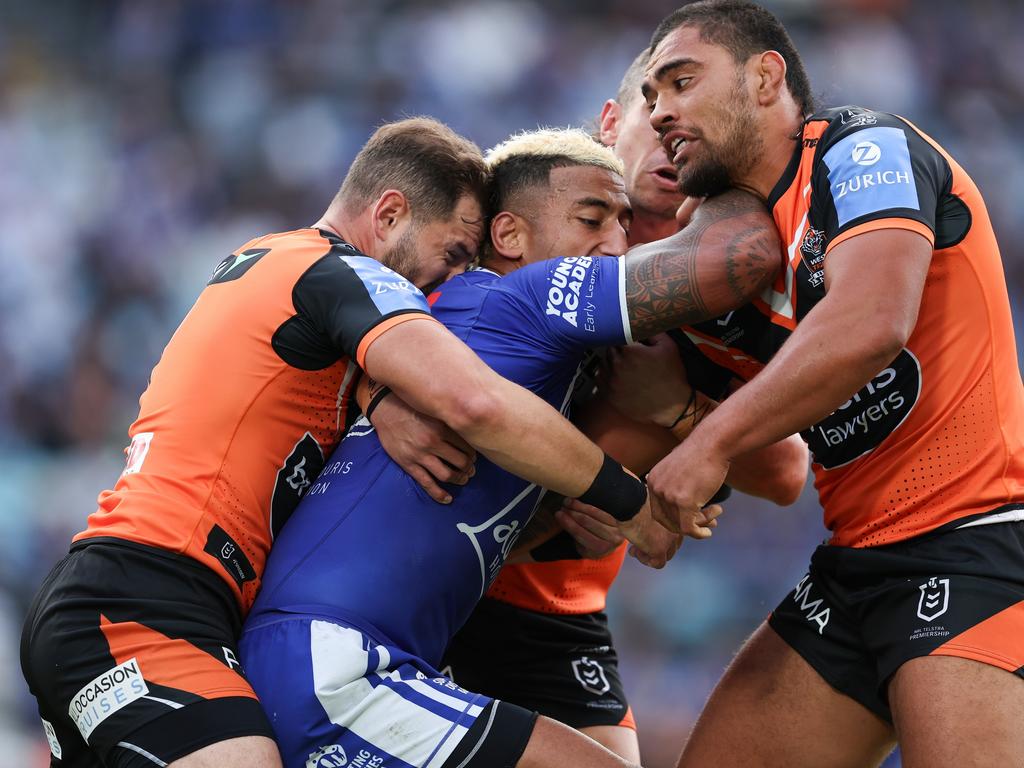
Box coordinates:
[676,106,1024,547]
[486,544,627,615]
[75,228,435,611]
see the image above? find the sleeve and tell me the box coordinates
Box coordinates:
[812,108,950,253]
[506,255,632,353]
[292,253,434,367]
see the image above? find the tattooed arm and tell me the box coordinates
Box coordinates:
[624,188,782,338]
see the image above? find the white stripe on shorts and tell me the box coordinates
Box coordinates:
[310,621,475,768]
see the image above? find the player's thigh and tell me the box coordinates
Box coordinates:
[580,725,640,763]
[22,544,274,768]
[677,622,895,768]
[518,716,636,768]
[168,736,281,768]
[889,656,1024,768]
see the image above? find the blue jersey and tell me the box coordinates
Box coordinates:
[247,256,631,665]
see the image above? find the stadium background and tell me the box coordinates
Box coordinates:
[1,1,1021,766]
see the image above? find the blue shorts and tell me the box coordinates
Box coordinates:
[239,614,536,768]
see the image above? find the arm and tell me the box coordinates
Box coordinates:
[603,338,808,504]
[624,188,782,338]
[354,376,476,504]
[646,228,933,531]
[507,395,681,564]
[362,319,641,506]
[728,436,808,506]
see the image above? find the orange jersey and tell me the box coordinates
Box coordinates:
[486,543,627,615]
[75,228,434,611]
[679,106,1024,547]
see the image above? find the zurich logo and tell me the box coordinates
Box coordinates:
[851,141,882,166]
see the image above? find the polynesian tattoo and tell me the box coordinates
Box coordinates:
[624,188,781,339]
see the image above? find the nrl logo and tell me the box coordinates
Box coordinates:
[916,577,950,622]
[571,657,611,695]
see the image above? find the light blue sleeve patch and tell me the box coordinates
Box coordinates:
[823,126,920,229]
[338,255,430,315]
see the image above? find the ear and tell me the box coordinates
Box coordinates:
[754,51,788,106]
[489,211,527,265]
[370,189,411,242]
[598,99,621,147]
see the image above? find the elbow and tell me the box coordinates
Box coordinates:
[861,314,917,368]
[765,440,810,506]
[770,464,808,507]
[443,389,505,438]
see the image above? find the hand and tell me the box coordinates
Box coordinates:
[676,196,703,228]
[554,499,625,559]
[370,394,476,504]
[604,334,693,427]
[618,499,683,569]
[647,432,730,537]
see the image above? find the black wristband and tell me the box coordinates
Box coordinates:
[707,483,731,505]
[578,453,648,522]
[530,531,583,562]
[364,385,392,421]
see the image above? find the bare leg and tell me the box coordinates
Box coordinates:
[677,622,895,768]
[580,724,641,763]
[889,656,1024,768]
[168,736,282,768]
[518,716,638,768]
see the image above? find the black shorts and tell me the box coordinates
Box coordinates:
[442,597,634,730]
[769,519,1024,722]
[20,539,274,768]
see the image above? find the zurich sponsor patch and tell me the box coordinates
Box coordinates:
[339,255,429,316]
[824,126,919,228]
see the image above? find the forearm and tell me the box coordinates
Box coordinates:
[364,319,643,509]
[624,188,781,339]
[509,492,563,555]
[685,298,905,461]
[725,434,808,505]
[462,375,604,497]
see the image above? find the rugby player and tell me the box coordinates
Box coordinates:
[440,52,808,763]
[239,129,678,768]
[630,2,1024,765]
[19,118,657,768]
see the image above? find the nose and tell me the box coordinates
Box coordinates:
[595,225,629,257]
[649,95,676,135]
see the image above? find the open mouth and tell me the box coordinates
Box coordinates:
[652,165,679,190]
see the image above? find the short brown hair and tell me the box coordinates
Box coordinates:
[616,49,650,109]
[337,117,488,222]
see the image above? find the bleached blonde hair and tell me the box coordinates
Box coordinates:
[484,127,623,219]
[486,127,624,176]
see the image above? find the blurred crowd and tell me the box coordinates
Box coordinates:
[1,0,1021,765]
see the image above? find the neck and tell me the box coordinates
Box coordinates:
[482,257,517,276]
[735,106,805,201]
[628,211,680,247]
[312,209,375,257]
